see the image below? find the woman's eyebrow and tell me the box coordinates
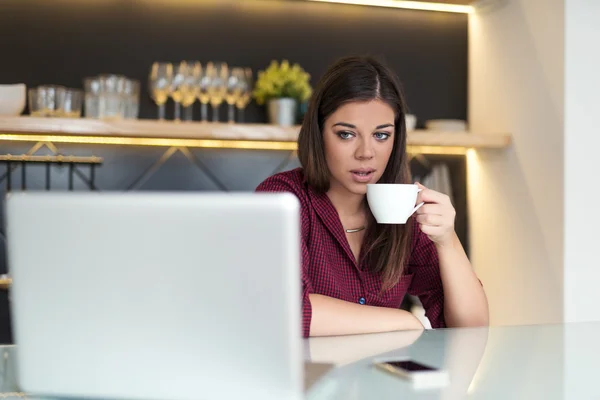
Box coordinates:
[331,122,394,129]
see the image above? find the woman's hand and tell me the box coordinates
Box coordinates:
[415,182,456,247]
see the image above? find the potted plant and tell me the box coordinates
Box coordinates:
[252,60,312,126]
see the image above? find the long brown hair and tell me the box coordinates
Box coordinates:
[298,55,413,291]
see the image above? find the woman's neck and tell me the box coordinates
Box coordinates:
[326,186,366,219]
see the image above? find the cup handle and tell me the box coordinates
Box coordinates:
[411,202,425,216]
[411,188,424,216]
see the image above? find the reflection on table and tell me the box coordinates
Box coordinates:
[305,322,600,400]
[1,322,600,399]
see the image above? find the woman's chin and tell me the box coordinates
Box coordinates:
[345,182,368,196]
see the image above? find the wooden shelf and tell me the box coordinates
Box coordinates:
[0,117,510,154]
[408,0,471,4]
[0,116,300,141]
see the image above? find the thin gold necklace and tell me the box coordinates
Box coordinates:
[345,226,366,233]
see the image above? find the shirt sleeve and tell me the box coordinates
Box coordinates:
[406,223,446,329]
[300,239,313,338]
[256,174,314,338]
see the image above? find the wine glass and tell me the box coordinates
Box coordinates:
[172,61,200,121]
[149,62,173,120]
[225,67,243,123]
[197,64,211,122]
[206,62,228,122]
[235,68,253,123]
[170,62,186,121]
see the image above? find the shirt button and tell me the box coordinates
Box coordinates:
[358,297,366,305]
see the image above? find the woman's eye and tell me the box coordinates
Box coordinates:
[374,132,391,140]
[337,131,355,140]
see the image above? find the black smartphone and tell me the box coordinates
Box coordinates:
[373,359,449,389]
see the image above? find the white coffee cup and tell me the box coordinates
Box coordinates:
[366,184,424,224]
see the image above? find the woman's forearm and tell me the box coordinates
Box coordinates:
[437,232,489,327]
[308,293,424,337]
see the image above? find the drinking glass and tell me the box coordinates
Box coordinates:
[172,61,200,122]
[28,85,66,117]
[225,67,243,123]
[235,68,253,123]
[149,62,173,120]
[98,74,127,120]
[58,88,83,118]
[84,77,101,118]
[123,79,140,119]
[197,64,211,122]
[206,62,228,122]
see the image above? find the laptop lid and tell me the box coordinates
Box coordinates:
[5,191,302,400]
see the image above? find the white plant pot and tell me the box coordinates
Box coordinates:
[267,98,297,126]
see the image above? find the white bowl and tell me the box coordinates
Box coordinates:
[425,119,467,132]
[405,114,417,131]
[0,84,26,116]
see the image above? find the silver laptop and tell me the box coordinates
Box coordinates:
[5,191,303,400]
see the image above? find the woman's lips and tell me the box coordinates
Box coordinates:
[350,169,375,183]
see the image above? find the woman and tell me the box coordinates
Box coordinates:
[256,56,489,338]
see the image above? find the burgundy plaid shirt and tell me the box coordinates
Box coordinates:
[256,168,445,337]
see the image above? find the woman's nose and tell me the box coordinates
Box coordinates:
[355,138,374,160]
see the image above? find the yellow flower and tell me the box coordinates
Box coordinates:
[252,59,313,105]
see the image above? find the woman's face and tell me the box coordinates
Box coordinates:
[323,99,396,196]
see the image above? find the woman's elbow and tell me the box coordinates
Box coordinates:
[462,315,489,328]
[446,312,489,328]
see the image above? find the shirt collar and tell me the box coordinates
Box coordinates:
[306,183,358,266]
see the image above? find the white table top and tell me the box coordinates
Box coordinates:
[1,322,598,399]
[305,322,600,399]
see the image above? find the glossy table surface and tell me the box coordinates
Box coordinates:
[304,322,600,399]
[1,322,599,399]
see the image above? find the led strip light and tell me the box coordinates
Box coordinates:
[306,0,473,14]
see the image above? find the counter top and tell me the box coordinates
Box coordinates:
[0,117,511,154]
